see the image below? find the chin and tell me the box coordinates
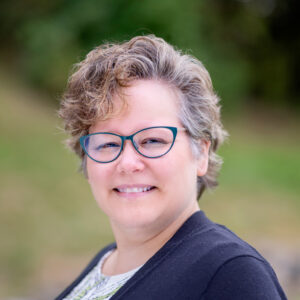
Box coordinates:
[110,210,164,231]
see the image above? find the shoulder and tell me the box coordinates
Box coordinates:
[171,211,266,266]
[54,243,116,300]
[162,211,287,299]
[175,211,272,277]
[202,255,287,299]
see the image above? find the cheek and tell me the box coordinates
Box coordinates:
[158,154,198,188]
[87,161,110,192]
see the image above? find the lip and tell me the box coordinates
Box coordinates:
[113,184,156,198]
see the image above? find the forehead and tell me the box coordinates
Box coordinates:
[90,80,181,133]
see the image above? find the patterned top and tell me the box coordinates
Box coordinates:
[63,250,142,300]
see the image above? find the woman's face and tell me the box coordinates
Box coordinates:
[87,80,209,232]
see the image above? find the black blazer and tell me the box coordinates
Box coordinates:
[55,211,287,299]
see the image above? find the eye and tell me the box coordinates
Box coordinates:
[144,138,162,143]
[96,142,120,151]
[141,138,168,146]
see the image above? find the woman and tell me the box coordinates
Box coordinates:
[55,35,286,299]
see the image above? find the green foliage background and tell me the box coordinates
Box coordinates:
[1,0,299,110]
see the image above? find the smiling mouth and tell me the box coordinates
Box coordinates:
[113,186,156,193]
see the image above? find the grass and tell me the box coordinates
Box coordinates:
[0,72,299,299]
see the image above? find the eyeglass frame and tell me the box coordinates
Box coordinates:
[79,126,186,164]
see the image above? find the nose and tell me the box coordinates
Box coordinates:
[116,140,145,174]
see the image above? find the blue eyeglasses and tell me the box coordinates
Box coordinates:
[80,126,185,163]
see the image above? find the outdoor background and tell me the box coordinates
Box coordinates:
[0,0,299,299]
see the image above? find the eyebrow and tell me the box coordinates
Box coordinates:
[91,124,183,135]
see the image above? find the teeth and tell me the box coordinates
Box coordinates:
[117,186,152,193]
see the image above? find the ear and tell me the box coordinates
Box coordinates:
[197,140,211,177]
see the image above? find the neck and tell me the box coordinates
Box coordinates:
[103,201,200,275]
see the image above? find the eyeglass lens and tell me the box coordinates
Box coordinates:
[84,127,174,162]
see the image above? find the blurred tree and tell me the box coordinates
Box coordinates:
[0,0,299,110]
[206,0,300,107]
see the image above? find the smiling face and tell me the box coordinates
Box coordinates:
[87,80,209,234]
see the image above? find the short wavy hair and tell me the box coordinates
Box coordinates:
[59,35,228,199]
